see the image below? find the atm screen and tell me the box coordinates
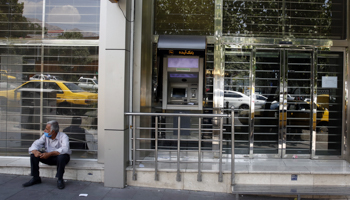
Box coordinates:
[172,88,187,98]
[168,58,198,68]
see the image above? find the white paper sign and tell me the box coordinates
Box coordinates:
[322,76,337,88]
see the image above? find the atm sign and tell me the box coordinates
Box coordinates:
[169,50,195,55]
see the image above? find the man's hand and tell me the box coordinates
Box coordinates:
[39,153,50,159]
[32,150,41,158]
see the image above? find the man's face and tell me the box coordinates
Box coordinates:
[44,124,52,136]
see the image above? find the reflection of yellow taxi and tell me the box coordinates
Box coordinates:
[0,70,16,80]
[0,80,98,114]
[238,100,329,127]
[286,100,329,126]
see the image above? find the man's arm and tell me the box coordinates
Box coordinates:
[29,135,46,155]
[55,133,71,155]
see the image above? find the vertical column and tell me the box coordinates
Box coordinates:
[345,1,350,164]
[99,0,129,188]
[249,48,256,157]
[212,0,224,156]
[213,0,224,109]
[311,48,318,158]
[39,0,46,135]
[281,49,287,157]
[139,0,154,158]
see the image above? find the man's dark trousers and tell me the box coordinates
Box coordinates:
[30,154,70,179]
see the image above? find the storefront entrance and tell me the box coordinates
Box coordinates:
[224,46,344,159]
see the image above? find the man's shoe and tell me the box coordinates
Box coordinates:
[22,177,41,187]
[57,179,65,189]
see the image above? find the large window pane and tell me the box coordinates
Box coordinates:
[316,51,343,156]
[0,45,98,159]
[0,0,44,39]
[45,0,100,39]
[223,0,347,39]
[154,0,215,35]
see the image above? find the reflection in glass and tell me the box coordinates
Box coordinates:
[224,47,251,155]
[0,0,44,39]
[315,51,343,155]
[45,0,100,39]
[154,0,214,35]
[253,50,280,154]
[223,0,346,39]
[0,45,98,158]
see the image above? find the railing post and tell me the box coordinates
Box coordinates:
[219,117,223,182]
[132,115,137,180]
[155,116,159,181]
[197,118,202,182]
[176,116,181,182]
[231,106,235,187]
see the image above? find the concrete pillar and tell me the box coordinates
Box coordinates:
[98,0,129,188]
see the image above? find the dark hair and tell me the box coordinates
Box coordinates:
[71,117,82,125]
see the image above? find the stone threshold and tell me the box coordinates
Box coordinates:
[126,158,350,175]
[0,156,104,182]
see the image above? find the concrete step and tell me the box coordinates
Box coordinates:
[0,157,104,182]
[126,159,350,193]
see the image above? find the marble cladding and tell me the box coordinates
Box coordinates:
[126,158,350,193]
[0,157,104,182]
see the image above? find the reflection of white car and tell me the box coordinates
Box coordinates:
[224,91,268,109]
[224,90,250,109]
[287,94,295,101]
[30,74,62,81]
[270,94,296,109]
[78,78,98,91]
[255,94,267,109]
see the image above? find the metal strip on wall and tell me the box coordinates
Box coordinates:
[281,49,287,158]
[249,47,256,157]
[343,48,348,159]
[213,0,224,109]
[311,48,318,158]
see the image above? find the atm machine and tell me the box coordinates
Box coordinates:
[162,56,203,110]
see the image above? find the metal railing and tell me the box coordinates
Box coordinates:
[125,107,235,186]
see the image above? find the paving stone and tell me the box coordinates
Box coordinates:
[0,173,342,200]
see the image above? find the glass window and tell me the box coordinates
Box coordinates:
[63,82,84,92]
[222,0,347,39]
[0,0,44,39]
[20,81,40,89]
[45,0,100,39]
[154,0,215,35]
[0,45,98,159]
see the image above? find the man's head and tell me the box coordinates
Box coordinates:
[44,120,59,139]
[71,117,82,126]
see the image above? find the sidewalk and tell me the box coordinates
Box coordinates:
[0,173,298,200]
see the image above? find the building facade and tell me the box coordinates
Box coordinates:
[1,0,350,192]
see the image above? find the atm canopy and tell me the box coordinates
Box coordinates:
[158,35,206,50]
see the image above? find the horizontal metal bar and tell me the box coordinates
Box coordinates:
[132,138,226,142]
[125,112,230,118]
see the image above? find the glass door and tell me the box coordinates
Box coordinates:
[225,47,344,159]
[254,49,281,157]
[284,50,313,158]
[254,48,313,158]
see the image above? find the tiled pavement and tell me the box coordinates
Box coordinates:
[0,173,300,200]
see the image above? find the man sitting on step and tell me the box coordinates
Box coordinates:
[23,120,71,189]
